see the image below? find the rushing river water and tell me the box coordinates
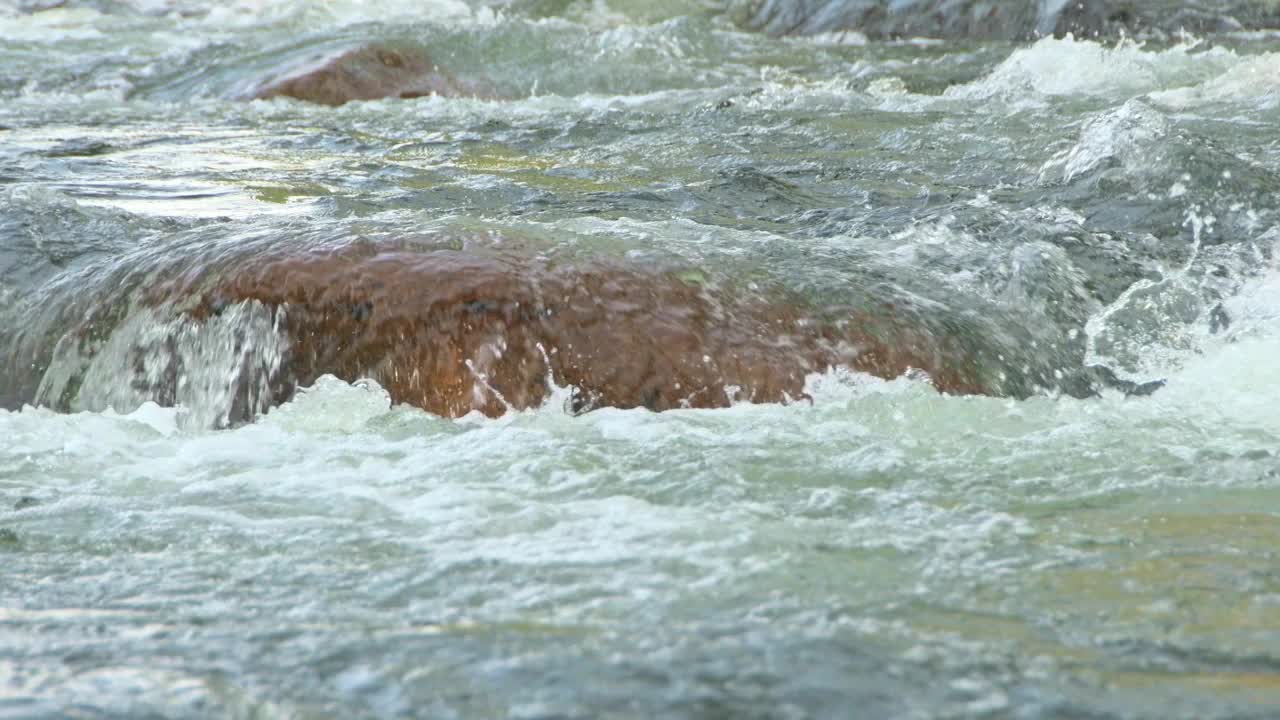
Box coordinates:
[3,1,1280,717]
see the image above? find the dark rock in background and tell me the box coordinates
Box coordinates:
[726,0,1280,39]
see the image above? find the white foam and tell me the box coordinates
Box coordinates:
[195,0,484,29]
[262,374,393,433]
[1097,264,1280,439]
[1085,215,1279,381]
[789,30,869,46]
[103,401,184,437]
[0,7,106,42]
[1149,52,1280,110]
[1154,325,1280,435]
[947,35,1240,101]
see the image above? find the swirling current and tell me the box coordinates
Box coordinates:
[2,1,1280,718]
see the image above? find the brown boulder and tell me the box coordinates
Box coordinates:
[248,44,484,106]
[165,245,990,419]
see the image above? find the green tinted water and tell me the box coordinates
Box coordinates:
[2,3,1280,717]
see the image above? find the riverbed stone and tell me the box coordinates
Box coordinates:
[727,0,1280,39]
[162,245,992,419]
[247,44,475,106]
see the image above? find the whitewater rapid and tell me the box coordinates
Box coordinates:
[3,2,1280,717]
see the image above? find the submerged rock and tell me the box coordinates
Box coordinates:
[148,243,992,420]
[246,45,482,106]
[10,231,1143,425]
[727,0,1280,39]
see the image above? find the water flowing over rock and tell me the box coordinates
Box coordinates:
[9,3,1280,715]
[6,217,1133,427]
[727,0,1280,39]
[145,243,992,421]
[246,44,480,106]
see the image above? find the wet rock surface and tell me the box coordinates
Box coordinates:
[727,0,1280,39]
[246,44,481,106]
[167,244,990,420]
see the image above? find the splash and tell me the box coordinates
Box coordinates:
[1085,214,1280,381]
[947,35,1240,101]
[261,374,393,433]
[35,301,289,430]
[1150,51,1280,109]
[1037,98,1172,184]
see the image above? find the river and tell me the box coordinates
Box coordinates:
[2,1,1280,717]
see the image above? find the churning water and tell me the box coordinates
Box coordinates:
[2,1,1280,717]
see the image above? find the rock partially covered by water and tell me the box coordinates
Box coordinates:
[727,0,1280,39]
[160,244,990,420]
[246,45,478,106]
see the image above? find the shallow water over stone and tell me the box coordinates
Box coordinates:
[2,2,1280,718]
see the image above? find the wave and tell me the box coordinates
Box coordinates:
[946,35,1242,101]
[1150,51,1280,109]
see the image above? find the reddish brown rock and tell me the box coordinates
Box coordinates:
[164,244,990,419]
[247,44,485,106]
